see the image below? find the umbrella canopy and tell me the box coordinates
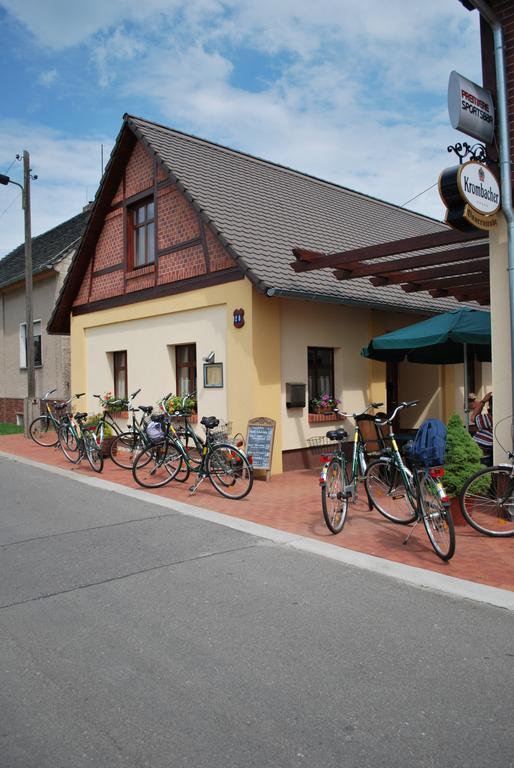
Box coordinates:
[361,307,491,364]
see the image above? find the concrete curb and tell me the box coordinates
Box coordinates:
[2,449,513,612]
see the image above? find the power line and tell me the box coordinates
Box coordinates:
[0,189,21,222]
[399,182,438,208]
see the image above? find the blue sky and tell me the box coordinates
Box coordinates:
[0,0,481,258]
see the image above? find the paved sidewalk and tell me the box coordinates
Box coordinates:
[1,434,512,591]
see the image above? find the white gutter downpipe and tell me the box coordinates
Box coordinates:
[466,0,514,449]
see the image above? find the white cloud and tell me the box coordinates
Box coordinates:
[37,69,58,87]
[0,121,113,256]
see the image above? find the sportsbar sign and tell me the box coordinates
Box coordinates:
[448,71,495,144]
[439,161,500,232]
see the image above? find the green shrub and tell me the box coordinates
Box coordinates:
[444,412,487,496]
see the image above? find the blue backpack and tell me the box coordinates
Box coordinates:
[406,418,447,468]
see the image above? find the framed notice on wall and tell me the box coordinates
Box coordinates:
[246,417,276,480]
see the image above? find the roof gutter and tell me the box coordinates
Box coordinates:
[463,0,514,446]
[265,287,439,316]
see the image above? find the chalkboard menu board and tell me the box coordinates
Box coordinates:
[246,417,276,475]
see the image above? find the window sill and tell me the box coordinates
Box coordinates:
[126,264,155,280]
[308,413,346,424]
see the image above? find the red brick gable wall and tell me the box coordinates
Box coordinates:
[73,137,236,308]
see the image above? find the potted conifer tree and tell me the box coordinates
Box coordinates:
[444,411,487,524]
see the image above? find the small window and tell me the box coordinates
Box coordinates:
[176,344,197,397]
[20,320,42,368]
[113,350,127,400]
[129,197,155,268]
[308,346,334,412]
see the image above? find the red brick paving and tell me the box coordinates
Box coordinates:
[1,434,513,591]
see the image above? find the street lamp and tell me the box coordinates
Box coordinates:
[0,151,37,435]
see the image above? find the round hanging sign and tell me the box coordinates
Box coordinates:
[439,161,500,232]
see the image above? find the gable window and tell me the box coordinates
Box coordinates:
[308,346,334,411]
[113,350,128,400]
[129,197,155,268]
[20,321,42,368]
[176,344,197,397]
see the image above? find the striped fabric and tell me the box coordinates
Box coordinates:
[473,412,493,449]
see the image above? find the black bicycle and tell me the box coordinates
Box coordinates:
[29,389,85,446]
[132,414,253,499]
[58,411,104,473]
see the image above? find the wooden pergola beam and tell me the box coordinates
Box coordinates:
[334,243,489,280]
[369,257,490,287]
[402,272,490,293]
[291,228,486,273]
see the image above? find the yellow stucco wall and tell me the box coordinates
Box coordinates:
[489,215,511,462]
[71,278,284,474]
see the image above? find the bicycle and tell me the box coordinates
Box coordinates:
[93,389,142,443]
[58,411,104,472]
[132,414,253,500]
[29,389,85,446]
[459,450,514,537]
[106,392,160,469]
[317,402,383,534]
[364,402,455,561]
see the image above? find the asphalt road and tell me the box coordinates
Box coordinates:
[1,455,513,768]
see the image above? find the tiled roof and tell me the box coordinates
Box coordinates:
[0,210,89,290]
[128,115,471,314]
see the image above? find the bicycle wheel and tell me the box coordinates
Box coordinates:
[321,458,350,534]
[206,444,253,499]
[58,424,80,463]
[420,474,455,560]
[132,442,183,488]
[460,466,514,537]
[84,431,104,473]
[110,431,146,469]
[364,459,417,524]
[29,415,59,447]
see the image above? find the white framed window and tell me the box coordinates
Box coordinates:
[20,320,42,368]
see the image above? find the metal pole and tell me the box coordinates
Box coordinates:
[463,343,470,428]
[466,1,514,451]
[22,150,35,436]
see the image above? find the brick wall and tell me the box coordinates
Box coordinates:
[0,397,23,423]
[93,210,124,270]
[72,137,236,309]
[157,187,200,250]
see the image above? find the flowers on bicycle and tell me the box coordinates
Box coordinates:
[98,391,127,412]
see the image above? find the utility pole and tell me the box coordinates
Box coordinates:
[0,152,37,435]
[23,150,35,422]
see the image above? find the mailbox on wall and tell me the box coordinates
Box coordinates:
[286,382,306,408]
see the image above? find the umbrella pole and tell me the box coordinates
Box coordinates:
[463,342,469,429]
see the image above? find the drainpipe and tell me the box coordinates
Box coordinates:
[465,0,514,449]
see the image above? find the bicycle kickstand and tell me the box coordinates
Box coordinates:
[402,519,420,546]
[189,473,207,496]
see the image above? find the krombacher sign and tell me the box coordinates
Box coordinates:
[438,161,501,232]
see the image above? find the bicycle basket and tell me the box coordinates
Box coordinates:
[307,436,336,457]
[211,421,232,443]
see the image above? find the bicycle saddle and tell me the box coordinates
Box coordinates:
[201,416,219,430]
[326,429,348,441]
[75,412,88,420]
[54,403,67,410]
[138,405,153,414]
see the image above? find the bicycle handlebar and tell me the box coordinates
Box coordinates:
[373,400,420,426]
[333,402,384,419]
[41,388,57,400]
